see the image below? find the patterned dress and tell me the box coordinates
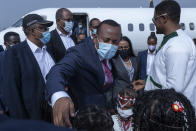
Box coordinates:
[112,115,133,131]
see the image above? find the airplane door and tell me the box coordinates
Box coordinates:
[72,13,89,43]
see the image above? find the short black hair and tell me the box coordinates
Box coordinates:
[133,89,196,131]
[121,36,136,57]
[89,18,100,27]
[73,105,113,131]
[97,19,121,35]
[4,32,20,43]
[56,8,71,20]
[148,32,157,42]
[155,0,181,23]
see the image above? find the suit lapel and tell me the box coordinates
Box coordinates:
[46,47,56,63]
[53,29,66,52]
[114,55,130,83]
[130,57,137,81]
[144,50,148,74]
[88,40,105,89]
[23,41,45,84]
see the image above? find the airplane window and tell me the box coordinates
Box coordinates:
[11,18,23,27]
[150,23,155,31]
[180,23,185,30]
[189,23,195,30]
[139,23,144,31]
[128,24,133,31]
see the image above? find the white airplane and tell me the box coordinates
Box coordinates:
[0,8,196,54]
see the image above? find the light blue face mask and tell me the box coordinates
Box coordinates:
[40,31,51,44]
[97,41,118,60]
[92,29,97,35]
[64,21,73,33]
[78,24,83,28]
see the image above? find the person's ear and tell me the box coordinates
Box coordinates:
[56,19,62,26]
[162,15,168,24]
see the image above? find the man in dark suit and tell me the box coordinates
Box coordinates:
[2,14,55,121]
[46,20,121,127]
[137,32,157,80]
[0,32,21,114]
[47,8,75,62]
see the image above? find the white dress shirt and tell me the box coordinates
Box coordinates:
[56,28,75,50]
[145,29,196,113]
[146,50,156,75]
[27,39,55,82]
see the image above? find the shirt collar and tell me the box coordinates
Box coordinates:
[26,39,46,53]
[148,49,156,55]
[56,28,71,37]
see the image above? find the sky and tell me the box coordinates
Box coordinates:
[0,0,196,29]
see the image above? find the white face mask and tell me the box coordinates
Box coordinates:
[117,106,133,119]
[148,45,156,51]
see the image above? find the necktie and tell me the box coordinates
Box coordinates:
[102,60,113,90]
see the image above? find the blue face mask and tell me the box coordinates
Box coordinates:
[64,21,73,33]
[40,31,51,44]
[97,41,118,60]
[92,29,97,35]
[78,24,83,28]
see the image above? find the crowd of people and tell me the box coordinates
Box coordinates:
[0,0,195,131]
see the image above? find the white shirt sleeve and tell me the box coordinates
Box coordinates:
[51,91,70,108]
[165,42,189,92]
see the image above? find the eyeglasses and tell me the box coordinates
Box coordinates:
[152,13,167,23]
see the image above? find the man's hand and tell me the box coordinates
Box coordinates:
[132,80,146,91]
[0,110,5,115]
[53,97,75,127]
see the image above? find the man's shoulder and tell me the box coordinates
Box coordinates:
[138,50,148,56]
[66,39,94,56]
[12,41,27,50]
[50,29,57,34]
[0,51,5,56]
[5,41,27,56]
[167,32,193,51]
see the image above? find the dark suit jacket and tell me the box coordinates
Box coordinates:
[0,45,4,52]
[77,36,92,45]
[0,51,5,111]
[46,38,115,109]
[137,50,148,80]
[0,115,77,131]
[47,29,66,62]
[111,55,138,100]
[2,40,55,120]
